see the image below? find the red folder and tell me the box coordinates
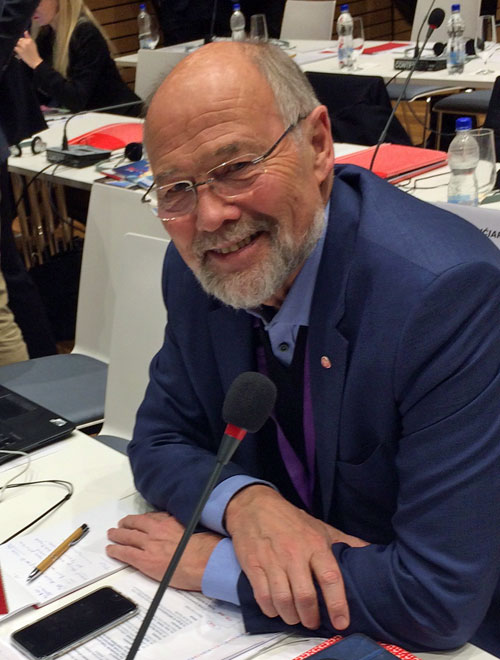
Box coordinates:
[335,143,448,183]
[363,42,408,54]
[68,123,143,151]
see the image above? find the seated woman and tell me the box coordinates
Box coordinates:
[14,0,142,115]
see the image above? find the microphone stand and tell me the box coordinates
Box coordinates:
[413,0,436,58]
[205,0,219,43]
[125,433,243,660]
[369,23,439,173]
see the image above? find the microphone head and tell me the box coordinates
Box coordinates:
[428,8,445,29]
[433,41,445,56]
[222,372,277,433]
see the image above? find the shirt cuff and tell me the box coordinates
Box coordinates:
[201,538,241,605]
[200,475,275,535]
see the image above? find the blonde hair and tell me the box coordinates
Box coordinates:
[35,0,114,76]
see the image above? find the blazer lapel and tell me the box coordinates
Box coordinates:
[208,304,255,392]
[309,171,361,520]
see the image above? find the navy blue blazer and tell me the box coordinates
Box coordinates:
[129,165,500,654]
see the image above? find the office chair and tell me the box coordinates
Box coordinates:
[280,1,336,40]
[96,232,169,455]
[0,184,166,429]
[306,72,411,146]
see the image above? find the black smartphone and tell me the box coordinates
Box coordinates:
[10,586,138,660]
[306,633,396,660]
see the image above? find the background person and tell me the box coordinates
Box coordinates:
[107,42,500,657]
[14,0,142,115]
[0,0,56,360]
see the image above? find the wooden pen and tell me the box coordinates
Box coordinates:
[26,524,90,583]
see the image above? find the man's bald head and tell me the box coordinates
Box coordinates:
[145,41,320,154]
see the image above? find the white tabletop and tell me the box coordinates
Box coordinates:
[115,39,500,91]
[0,433,496,660]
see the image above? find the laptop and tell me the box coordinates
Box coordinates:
[0,385,75,466]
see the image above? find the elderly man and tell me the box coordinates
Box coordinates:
[107,42,500,656]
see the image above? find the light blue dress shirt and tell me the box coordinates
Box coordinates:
[200,205,329,604]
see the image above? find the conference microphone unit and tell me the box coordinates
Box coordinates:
[125,372,277,660]
[46,99,143,167]
[369,7,445,173]
[394,6,446,71]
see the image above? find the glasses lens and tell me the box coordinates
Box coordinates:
[153,181,195,219]
[210,155,263,196]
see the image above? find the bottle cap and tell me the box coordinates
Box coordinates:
[451,4,460,11]
[233,3,241,9]
[139,2,146,9]
[456,117,472,131]
[340,4,349,10]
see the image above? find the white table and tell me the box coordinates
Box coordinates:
[0,434,496,660]
[116,39,500,91]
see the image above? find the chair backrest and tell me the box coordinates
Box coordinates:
[280,0,336,40]
[99,232,169,441]
[483,76,500,161]
[73,183,167,362]
[434,202,500,249]
[306,72,411,146]
[135,48,186,101]
[411,0,481,44]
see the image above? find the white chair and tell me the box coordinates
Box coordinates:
[135,49,186,101]
[411,0,481,44]
[96,232,169,454]
[280,0,336,41]
[0,184,166,428]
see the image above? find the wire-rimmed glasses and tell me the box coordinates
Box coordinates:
[475,15,497,74]
[141,117,306,223]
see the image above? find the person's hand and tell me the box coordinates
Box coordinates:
[14,31,43,69]
[106,512,222,590]
[225,485,369,630]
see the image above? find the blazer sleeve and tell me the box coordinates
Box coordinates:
[237,261,500,653]
[128,250,258,527]
[32,21,111,112]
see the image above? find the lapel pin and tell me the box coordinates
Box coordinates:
[321,356,332,369]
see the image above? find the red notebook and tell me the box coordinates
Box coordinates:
[335,144,447,183]
[0,568,7,615]
[68,123,143,151]
[292,635,421,660]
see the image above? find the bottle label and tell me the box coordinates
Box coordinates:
[447,194,478,206]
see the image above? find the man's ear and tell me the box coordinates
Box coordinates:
[307,105,334,186]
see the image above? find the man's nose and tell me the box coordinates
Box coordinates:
[195,184,241,232]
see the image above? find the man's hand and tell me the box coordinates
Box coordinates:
[14,31,42,69]
[106,512,221,591]
[225,485,369,631]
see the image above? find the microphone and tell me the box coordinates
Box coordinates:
[370,7,445,173]
[125,372,277,660]
[413,0,437,58]
[46,99,144,167]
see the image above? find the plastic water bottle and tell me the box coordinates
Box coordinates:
[447,117,479,206]
[337,4,353,70]
[138,4,156,49]
[447,4,465,74]
[230,3,246,41]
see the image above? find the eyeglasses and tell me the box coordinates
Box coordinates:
[141,116,306,223]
